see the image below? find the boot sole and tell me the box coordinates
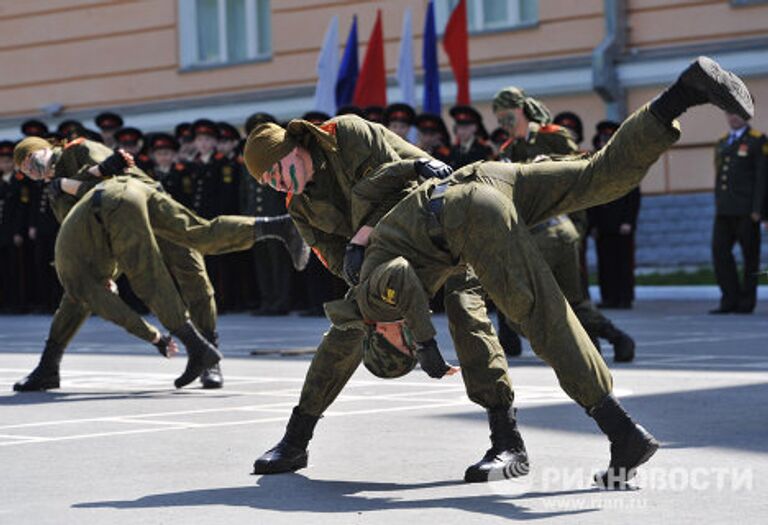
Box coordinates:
[252,455,308,475]
[688,56,753,120]
[595,434,660,488]
[13,380,60,392]
[464,456,530,483]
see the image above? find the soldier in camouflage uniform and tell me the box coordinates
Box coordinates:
[243,113,514,480]
[248,57,753,486]
[11,136,308,392]
[492,86,634,362]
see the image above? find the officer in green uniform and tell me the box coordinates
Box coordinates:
[243,112,515,480]
[492,86,635,362]
[247,57,753,487]
[11,136,309,391]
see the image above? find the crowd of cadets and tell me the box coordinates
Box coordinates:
[0,103,625,315]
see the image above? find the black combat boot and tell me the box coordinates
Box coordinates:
[253,407,319,474]
[599,324,635,363]
[588,394,659,488]
[464,406,529,482]
[650,56,754,124]
[13,340,64,392]
[172,321,222,389]
[199,331,223,389]
[254,214,311,271]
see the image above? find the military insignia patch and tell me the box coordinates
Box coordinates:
[382,288,397,305]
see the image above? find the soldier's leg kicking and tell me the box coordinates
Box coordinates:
[146,189,309,270]
[510,57,752,227]
[252,326,365,474]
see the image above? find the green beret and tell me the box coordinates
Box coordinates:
[243,123,297,181]
[13,137,52,168]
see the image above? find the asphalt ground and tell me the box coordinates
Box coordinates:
[1,298,767,524]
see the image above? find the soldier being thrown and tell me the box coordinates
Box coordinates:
[245,57,754,487]
[12,137,309,390]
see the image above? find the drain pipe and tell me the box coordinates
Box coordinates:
[592,0,627,120]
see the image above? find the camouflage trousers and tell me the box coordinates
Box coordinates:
[500,217,618,342]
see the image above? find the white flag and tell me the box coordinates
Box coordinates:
[313,16,339,115]
[397,9,415,106]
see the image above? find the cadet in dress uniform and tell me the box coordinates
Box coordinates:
[448,105,494,169]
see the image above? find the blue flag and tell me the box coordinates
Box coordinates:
[336,16,359,108]
[422,1,441,115]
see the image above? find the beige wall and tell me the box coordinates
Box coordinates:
[0,0,766,195]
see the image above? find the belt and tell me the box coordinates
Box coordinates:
[529,214,566,235]
[427,181,450,252]
[92,189,104,225]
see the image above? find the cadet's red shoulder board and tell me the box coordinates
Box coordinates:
[64,137,86,149]
[319,122,337,135]
[539,124,563,134]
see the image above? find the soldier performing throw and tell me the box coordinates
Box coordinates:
[246,56,753,487]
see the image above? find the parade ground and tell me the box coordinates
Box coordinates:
[1,295,767,524]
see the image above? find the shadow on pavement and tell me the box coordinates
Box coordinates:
[73,473,598,520]
[444,382,768,454]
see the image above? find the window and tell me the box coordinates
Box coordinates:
[179,0,271,68]
[435,0,538,33]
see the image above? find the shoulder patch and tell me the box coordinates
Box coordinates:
[64,137,86,149]
[319,122,337,135]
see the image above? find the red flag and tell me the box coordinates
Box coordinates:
[442,0,469,105]
[353,10,387,107]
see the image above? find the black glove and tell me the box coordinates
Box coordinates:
[153,334,173,358]
[415,338,452,379]
[47,178,64,199]
[342,243,366,286]
[414,158,453,180]
[99,151,130,177]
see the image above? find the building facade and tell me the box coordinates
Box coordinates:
[0,0,766,195]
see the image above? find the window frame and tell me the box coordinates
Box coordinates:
[178,0,271,71]
[435,0,538,35]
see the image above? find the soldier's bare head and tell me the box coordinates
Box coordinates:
[13,137,54,181]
